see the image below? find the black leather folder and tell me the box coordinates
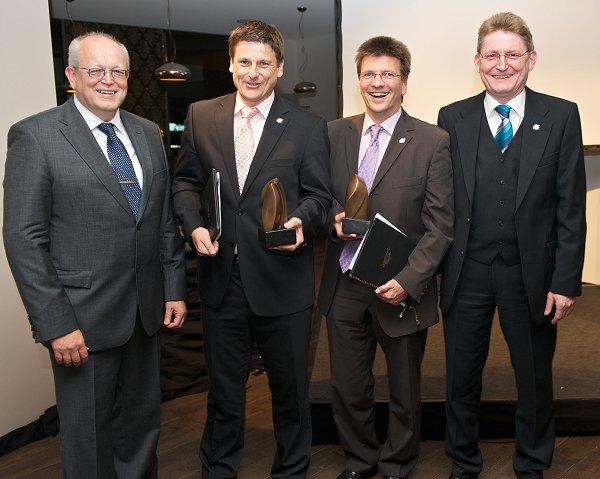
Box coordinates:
[201,168,221,241]
[349,214,416,288]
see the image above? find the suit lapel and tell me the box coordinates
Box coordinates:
[57,98,135,220]
[241,94,290,198]
[214,94,239,201]
[344,115,363,178]
[121,112,153,219]
[515,88,551,211]
[370,110,414,193]
[455,92,485,206]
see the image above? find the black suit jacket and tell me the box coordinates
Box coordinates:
[318,112,454,337]
[172,92,331,316]
[438,88,586,323]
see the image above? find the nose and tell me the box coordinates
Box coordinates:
[101,71,116,84]
[371,73,384,87]
[496,55,508,70]
[247,63,259,78]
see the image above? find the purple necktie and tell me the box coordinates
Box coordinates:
[339,124,383,273]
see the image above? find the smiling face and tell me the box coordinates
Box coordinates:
[475,30,537,103]
[229,40,283,107]
[65,35,129,121]
[358,55,406,124]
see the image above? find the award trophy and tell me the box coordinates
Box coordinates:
[342,174,371,235]
[258,178,297,248]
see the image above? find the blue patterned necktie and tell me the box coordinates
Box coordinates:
[495,104,513,153]
[339,124,383,273]
[97,122,142,219]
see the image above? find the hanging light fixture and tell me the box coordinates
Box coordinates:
[293,6,317,94]
[155,0,191,82]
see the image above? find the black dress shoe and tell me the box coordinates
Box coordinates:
[449,473,479,479]
[383,476,407,479]
[336,465,378,479]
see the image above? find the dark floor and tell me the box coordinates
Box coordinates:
[310,284,600,402]
[0,373,598,478]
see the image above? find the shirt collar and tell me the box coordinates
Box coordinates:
[362,108,402,137]
[73,95,124,133]
[234,90,275,119]
[484,89,526,120]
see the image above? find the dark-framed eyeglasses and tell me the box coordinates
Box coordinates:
[73,66,130,80]
[359,71,403,82]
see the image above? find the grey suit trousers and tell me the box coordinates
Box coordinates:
[52,318,160,479]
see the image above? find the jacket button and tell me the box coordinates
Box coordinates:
[136,265,141,272]
[136,224,141,231]
[459,250,464,257]
[466,217,470,223]
[237,209,244,216]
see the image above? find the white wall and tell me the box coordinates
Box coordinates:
[341,0,600,144]
[0,0,57,435]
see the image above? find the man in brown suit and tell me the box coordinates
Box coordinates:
[318,37,454,479]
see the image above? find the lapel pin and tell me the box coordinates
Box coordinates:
[533,124,540,130]
[399,137,406,143]
[276,118,283,124]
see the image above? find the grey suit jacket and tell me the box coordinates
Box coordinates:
[3,97,186,351]
[318,111,454,337]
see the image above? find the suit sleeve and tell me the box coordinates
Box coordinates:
[288,117,332,241]
[156,124,187,301]
[2,123,79,342]
[395,131,454,302]
[550,103,586,296]
[171,104,207,240]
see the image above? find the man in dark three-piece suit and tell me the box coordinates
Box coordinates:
[172,21,331,478]
[437,13,586,479]
[3,33,187,477]
[318,37,454,479]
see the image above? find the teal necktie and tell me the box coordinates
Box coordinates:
[495,104,513,153]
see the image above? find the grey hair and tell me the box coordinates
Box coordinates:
[68,31,130,68]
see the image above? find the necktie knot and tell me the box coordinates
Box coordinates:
[369,124,383,143]
[241,106,259,121]
[97,122,117,138]
[495,104,511,120]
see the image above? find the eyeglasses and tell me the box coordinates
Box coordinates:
[359,71,402,82]
[479,51,530,63]
[73,67,130,80]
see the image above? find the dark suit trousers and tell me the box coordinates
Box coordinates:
[51,317,160,479]
[327,272,428,477]
[199,259,312,479]
[443,256,556,478]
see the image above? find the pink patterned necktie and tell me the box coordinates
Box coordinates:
[235,106,260,193]
[339,124,383,273]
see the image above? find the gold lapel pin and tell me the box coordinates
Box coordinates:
[533,124,540,130]
[399,137,406,143]
[276,118,283,124]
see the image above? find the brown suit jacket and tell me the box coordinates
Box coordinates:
[318,111,454,337]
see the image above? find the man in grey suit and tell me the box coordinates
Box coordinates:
[3,32,187,478]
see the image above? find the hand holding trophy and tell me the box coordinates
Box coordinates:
[258,178,297,248]
[342,174,371,235]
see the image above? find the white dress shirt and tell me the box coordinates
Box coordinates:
[484,89,526,139]
[233,91,275,154]
[359,108,402,171]
[74,95,144,189]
